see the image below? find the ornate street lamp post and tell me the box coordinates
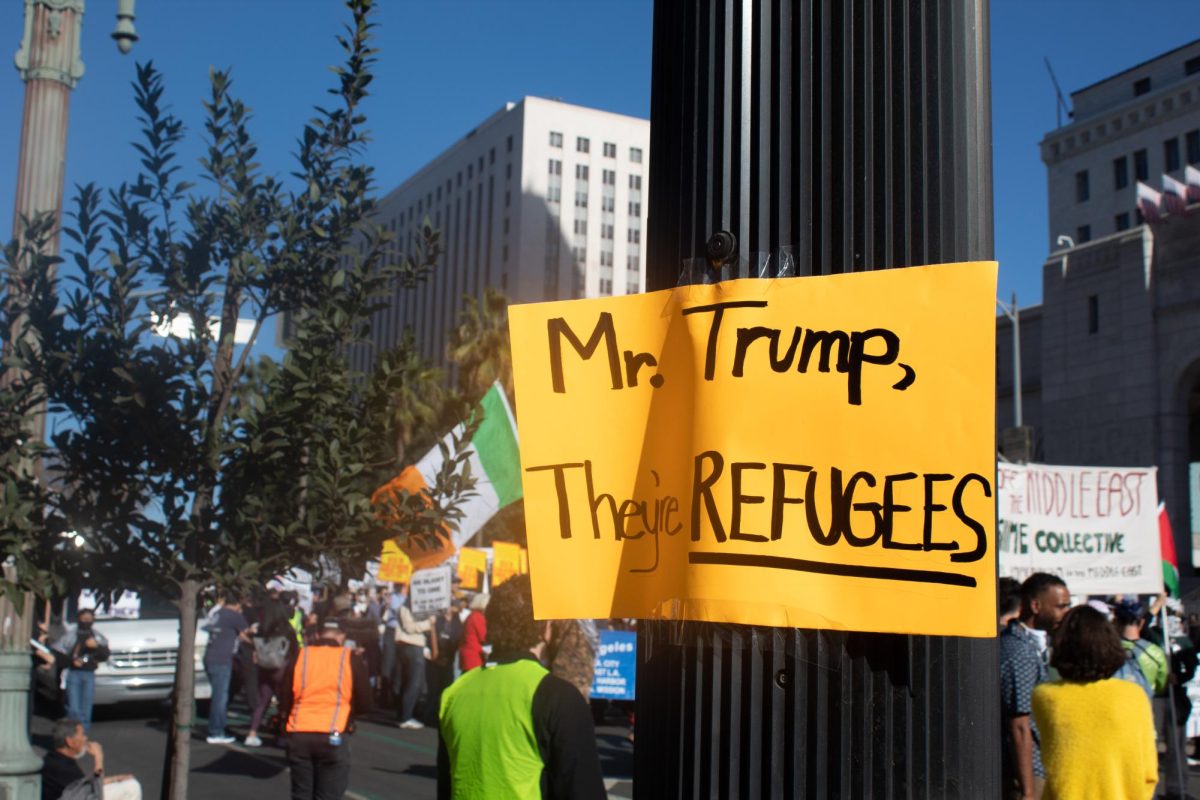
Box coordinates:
[1,3,136,797]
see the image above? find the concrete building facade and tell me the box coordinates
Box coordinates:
[1041,39,1200,249]
[1001,41,1200,576]
[348,97,649,373]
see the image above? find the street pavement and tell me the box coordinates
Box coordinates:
[36,698,1200,799]
[30,698,634,800]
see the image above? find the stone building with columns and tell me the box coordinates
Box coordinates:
[998,39,1200,577]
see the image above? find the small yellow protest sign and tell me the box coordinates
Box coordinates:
[492,541,522,587]
[378,539,413,584]
[457,547,488,591]
[509,262,998,638]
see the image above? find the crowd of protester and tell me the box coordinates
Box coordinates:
[1000,573,1200,800]
[25,573,628,796]
[36,566,1200,799]
[185,577,617,798]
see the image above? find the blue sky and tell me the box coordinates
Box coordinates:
[0,0,1195,315]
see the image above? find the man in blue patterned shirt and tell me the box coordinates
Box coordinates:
[1000,572,1070,799]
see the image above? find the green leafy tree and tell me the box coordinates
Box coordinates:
[221,309,477,591]
[447,285,513,404]
[369,331,456,465]
[0,217,70,610]
[1,2,472,796]
[445,287,527,546]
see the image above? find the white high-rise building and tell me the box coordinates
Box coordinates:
[1040,39,1200,250]
[349,97,650,372]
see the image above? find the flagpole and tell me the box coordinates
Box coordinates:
[1160,602,1187,795]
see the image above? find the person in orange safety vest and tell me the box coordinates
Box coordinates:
[278,619,372,800]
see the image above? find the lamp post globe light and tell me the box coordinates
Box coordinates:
[1,3,136,797]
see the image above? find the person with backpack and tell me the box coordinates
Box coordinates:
[1114,598,1183,796]
[244,599,298,747]
[1114,600,1170,694]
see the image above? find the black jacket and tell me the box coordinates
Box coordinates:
[437,653,606,800]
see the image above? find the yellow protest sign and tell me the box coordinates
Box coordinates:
[518,547,529,575]
[509,262,998,638]
[378,539,413,584]
[457,547,488,591]
[492,541,522,587]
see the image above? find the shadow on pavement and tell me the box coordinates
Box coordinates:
[371,764,437,779]
[596,730,634,780]
[92,701,171,722]
[192,749,287,779]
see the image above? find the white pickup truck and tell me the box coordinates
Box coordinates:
[79,592,212,706]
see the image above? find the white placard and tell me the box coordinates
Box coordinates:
[410,566,453,615]
[997,462,1161,595]
[78,590,141,619]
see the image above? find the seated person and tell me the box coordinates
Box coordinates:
[42,718,141,800]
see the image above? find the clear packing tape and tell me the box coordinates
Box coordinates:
[643,246,817,659]
[675,246,798,286]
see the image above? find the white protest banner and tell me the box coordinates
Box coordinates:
[410,565,453,615]
[997,462,1161,594]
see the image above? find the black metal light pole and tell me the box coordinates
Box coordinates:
[636,2,997,797]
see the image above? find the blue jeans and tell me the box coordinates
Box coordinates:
[65,669,95,731]
[381,633,397,688]
[394,643,425,722]
[205,662,233,737]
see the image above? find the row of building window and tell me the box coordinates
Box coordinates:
[374,154,516,368]
[548,160,644,190]
[556,209,643,235]
[572,195,640,217]
[1131,56,1200,98]
[1076,129,1200,202]
[548,131,643,163]
[404,151,514,221]
[1073,205,1163,244]
[413,135,516,202]
[547,235,643,270]
[596,277,641,297]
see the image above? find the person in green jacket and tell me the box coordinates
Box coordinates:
[437,575,605,800]
[1114,600,1169,695]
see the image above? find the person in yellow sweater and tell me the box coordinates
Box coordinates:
[1032,605,1157,800]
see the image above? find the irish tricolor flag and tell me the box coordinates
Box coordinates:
[1160,502,1179,598]
[373,382,523,569]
